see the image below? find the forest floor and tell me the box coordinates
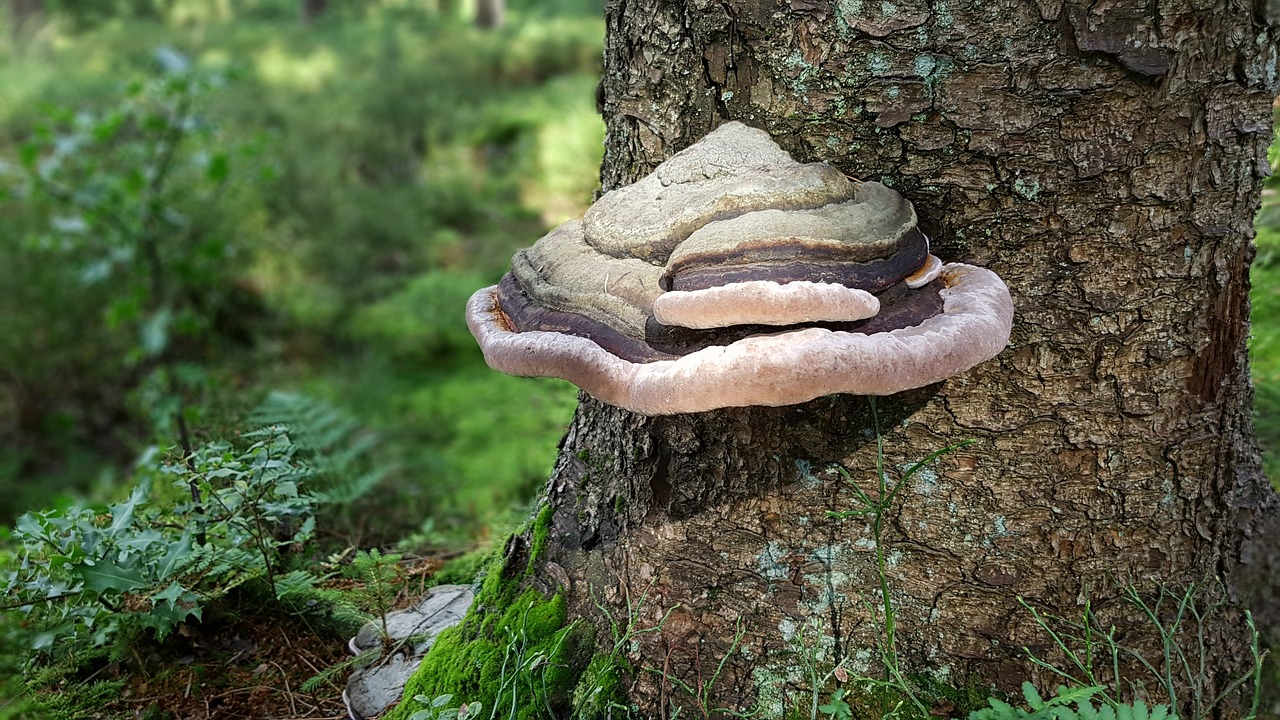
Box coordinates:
[108,614,349,720]
[84,556,454,720]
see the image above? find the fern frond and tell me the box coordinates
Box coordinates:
[273,570,319,599]
[251,391,391,508]
[968,686,1173,720]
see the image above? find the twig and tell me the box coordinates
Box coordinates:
[272,661,299,716]
[297,651,326,677]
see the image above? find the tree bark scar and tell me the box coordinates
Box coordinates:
[1190,250,1249,402]
[649,442,675,515]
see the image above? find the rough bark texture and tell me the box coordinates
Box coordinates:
[531,0,1280,715]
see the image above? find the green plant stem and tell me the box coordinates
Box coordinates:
[249,446,279,601]
[170,369,207,545]
[826,398,952,718]
[870,400,896,677]
[142,89,208,545]
[869,399,925,718]
[805,626,821,720]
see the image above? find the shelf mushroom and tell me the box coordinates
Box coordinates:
[466,122,1013,416]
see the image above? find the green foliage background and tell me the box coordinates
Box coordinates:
[0,0,596,534]
[0,0,599,711]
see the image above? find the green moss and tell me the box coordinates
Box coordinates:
[390,509,599,720]
[751,650,1001,720]
[784,674,997,720]
[571,653,631,720]
[912,672,1003,717]
[389,582,594,719]
[528,503,554,573]
[37,680,130,720]
[12,653,129,720]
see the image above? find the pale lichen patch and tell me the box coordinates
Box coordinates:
[756,540,790,581]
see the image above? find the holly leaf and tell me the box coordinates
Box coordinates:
[157,532,192,579]
[73,559,148,595]
[153,581,184,606]
[108,485,148,537]
[115,529,164,554]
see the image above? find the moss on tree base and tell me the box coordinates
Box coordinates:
[388,504,617,720]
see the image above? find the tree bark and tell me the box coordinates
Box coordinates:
[300,0,327,23]
[474,0,504,30]
[520,0,1280,715]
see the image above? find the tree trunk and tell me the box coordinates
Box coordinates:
[300,0,326,23]
[393,0,1280,717]
[524,0,1280,715]
[474,0,504,30]
[7,0,42,35]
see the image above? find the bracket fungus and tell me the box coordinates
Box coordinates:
[466,122,1013,416]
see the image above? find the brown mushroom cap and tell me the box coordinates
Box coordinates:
[509,219,662,338]
[466,121,1015,415]
[661,182,923,291]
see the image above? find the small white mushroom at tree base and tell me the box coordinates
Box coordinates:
[464,121,1014,416]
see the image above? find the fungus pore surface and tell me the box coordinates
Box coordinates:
[465,121,1014,415]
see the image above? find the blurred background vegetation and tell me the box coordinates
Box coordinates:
[0,1,1276,715]
[0,0,598,539]
[0,2,601,710]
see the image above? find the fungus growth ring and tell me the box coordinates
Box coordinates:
[465,122,1014,415]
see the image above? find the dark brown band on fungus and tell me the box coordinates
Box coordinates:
[496,272,946,364]
[661,228,929,292]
